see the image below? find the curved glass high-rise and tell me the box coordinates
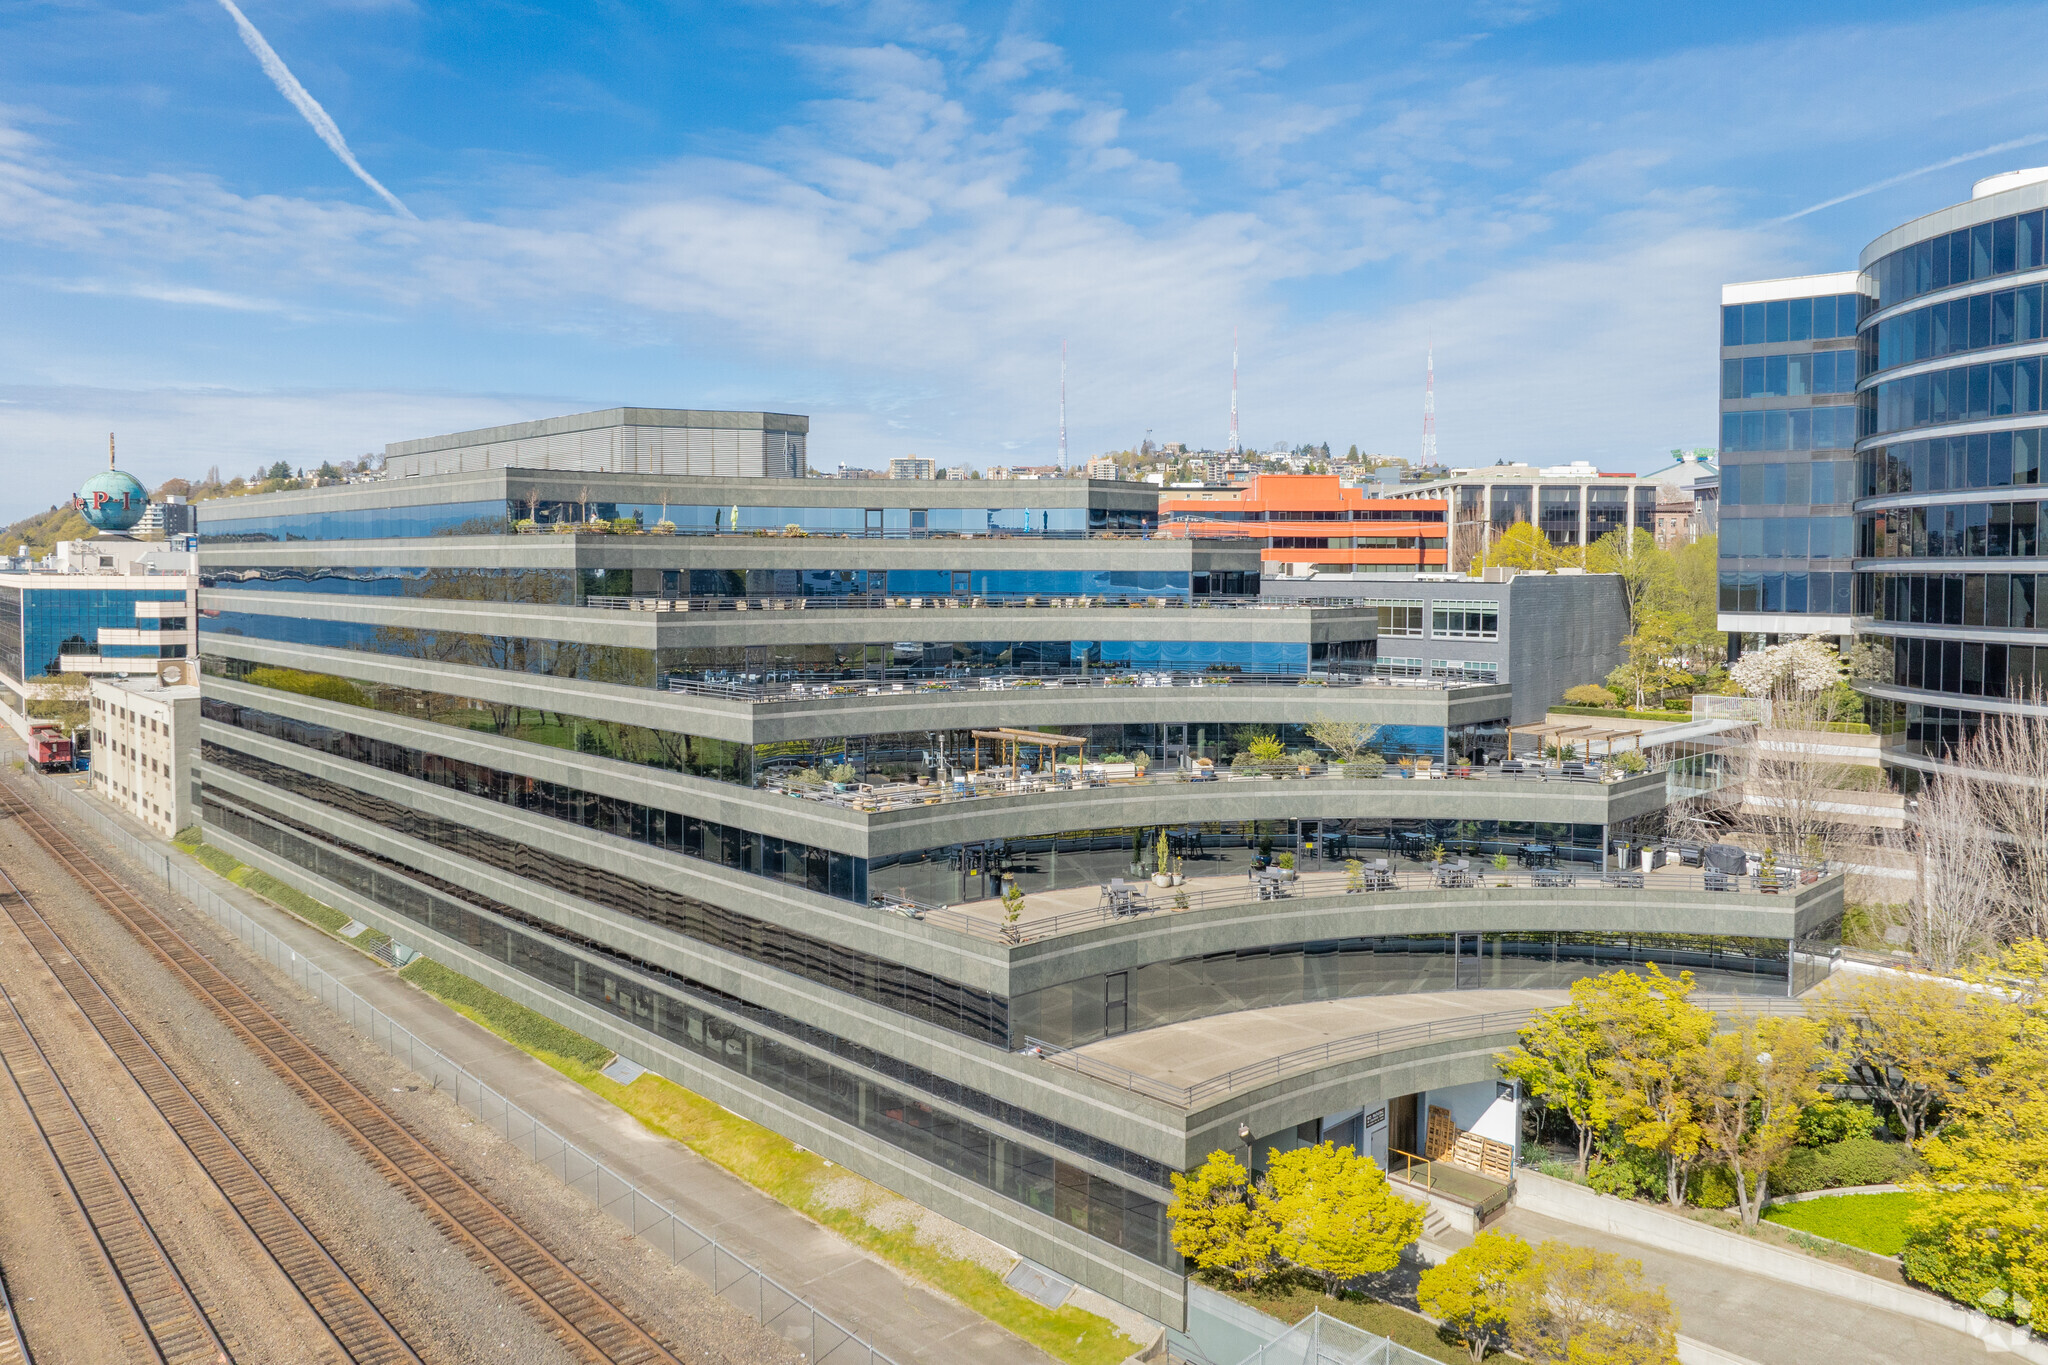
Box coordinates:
[1855,169,2048,773]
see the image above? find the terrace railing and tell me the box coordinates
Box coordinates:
[874,860,1837,946]
[1021,995,1814,1109]
[660,665,1500,701]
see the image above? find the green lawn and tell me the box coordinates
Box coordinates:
[1762,1192,1920,1257]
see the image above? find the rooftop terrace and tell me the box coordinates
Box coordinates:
[879,847,1832,946]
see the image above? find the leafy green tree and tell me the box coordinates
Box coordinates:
[1597,966,1714,1206]
[1266,1143,1422,1295]
[265,459,293,480]
[1505,1240,1679,1365]
[1469,521,1581,575]
[1605,612,1692,710]
[1812,971,2003,1142]
[1168,1151,1278,1286]
[1418,1230,1532,1362]
[1904,939,2048,1319]
[1684,1016,1828,1227]
[1668,535,1722,673]
[1500,983,1621,1175]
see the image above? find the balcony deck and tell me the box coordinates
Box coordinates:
[887,851,1821,946]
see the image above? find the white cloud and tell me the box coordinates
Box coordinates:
[13,3,2048,521]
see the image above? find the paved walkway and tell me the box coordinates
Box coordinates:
[1493,1208,1995,1365]
[24,766,1076,1365]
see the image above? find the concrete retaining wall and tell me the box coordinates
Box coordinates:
[1514,1170,2048,1361]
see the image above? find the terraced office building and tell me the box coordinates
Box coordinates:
[194,454,1844,1325]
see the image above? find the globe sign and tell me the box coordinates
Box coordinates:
[72,467,149,533]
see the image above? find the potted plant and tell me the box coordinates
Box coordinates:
[1345,859,1365,894]
[827,762,857,793]
[1275,852,1296,881]
[1152,830,1174,886]
[650,520,676,535]
[1001,881,1025,942]
[1492,852,1513,886]
[1292,748,1318,777]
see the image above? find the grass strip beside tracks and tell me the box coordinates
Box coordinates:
[396,957,1139,1365]
[170,828,391,952]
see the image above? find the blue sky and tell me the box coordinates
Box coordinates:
[4,0,2047,523]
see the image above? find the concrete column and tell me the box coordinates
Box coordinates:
[1577,485,1589,547]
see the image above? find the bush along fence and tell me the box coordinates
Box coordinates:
[22,770,904,1365]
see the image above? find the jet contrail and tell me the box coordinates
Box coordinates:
[1778,134,2048,223]
[215,0,417,220]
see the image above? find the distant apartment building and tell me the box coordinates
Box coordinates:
[1161,474,1449,576]
[887,457,936,480]
[1389,463,1667,572]
[1086,455,1121,480]
[135,495,197,537]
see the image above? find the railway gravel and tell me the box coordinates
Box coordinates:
[0,775,800,1365]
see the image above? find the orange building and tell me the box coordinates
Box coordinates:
[1160,474,1449,575]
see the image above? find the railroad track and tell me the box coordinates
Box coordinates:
[0,865,418,1365]
[0,1259,33,1365]
[0,950,229,1365]
[0,782,685,1365]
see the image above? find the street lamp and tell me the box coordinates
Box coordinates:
[1239,1121,1253,1167]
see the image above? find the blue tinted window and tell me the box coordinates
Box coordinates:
[1722,466,1742,505]
[1765,355,1788,396]
[1743,357,1765,396]
[1723,306,1742,346]
[13,587,187,678]
[1743,302,1766,343]
[1789,297,1811,342]
[1766,300,1789,342]
[1763,464,1786,504]
[200,499,510,544]
[1811,462,1834,505]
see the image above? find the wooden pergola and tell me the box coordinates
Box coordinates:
[971,727,1088,776]
[1506,721,1643,760]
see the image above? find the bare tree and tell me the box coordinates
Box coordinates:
[1948,693,2048,941]
[1912,773,2006,973]
[1727,682,1866,870]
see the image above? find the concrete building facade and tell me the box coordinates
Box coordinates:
[381,408,809,481]
[191,452,1842,1328]
[89,665,200,837]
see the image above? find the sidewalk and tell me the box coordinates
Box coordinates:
[1493,1207,1998,1365]
[24,767,1074,1365]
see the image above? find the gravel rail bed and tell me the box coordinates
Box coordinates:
[0,774,801,1365]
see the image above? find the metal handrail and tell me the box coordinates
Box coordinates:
[518,525,1202,541]
[881,861,1837,945]
[588,592,1337,613]
[1022,992,1817,1110]
[663,666,1497,700]
[776,759,1648,815]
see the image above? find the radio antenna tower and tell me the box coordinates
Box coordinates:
[1421,345,1437,466]
[1059,339,1068,472]
[1227,327,1241,454]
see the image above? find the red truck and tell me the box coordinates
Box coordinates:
[28,722,74,774]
